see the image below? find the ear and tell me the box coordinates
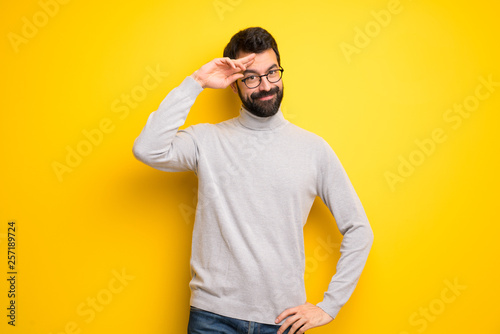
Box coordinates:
[230,81,238,94]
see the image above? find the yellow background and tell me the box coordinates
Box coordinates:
[1,0,499,333]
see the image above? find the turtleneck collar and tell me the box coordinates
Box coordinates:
[236,105,287,131]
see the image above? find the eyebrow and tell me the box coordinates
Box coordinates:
[243,64,278,75]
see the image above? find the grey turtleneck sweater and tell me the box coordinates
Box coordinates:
[132,76,373,324]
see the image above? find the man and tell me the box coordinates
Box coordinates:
[133,27,373,334]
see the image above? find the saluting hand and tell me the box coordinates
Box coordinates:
[190,53,256,89]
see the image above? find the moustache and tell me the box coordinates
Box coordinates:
[251,87,280,100]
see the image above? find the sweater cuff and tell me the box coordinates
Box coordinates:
[182,75,204,95]
[316,301,341,320]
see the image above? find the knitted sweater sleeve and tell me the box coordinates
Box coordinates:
[132,76,204,172]
[315,139,374,319]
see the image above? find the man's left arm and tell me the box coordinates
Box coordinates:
[276,140,374,334]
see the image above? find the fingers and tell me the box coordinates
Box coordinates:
[237,53,256,70]
[220,57,238,70]
[276,307,297,334]
[278,315,307,334]
[222,53,255,72]
[277,315,296,334]
[237,53,256,65]
[289,318,308,334]
[196,54,255,89]
[276,303,333,334]
[275,307,295,324]
[226,72,244,85]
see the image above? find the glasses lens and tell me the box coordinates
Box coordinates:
[245,76,260,88]
[267,69,282,83]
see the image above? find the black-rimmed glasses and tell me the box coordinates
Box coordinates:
[241,68,284,89]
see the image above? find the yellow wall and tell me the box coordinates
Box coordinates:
[1,0,499,333]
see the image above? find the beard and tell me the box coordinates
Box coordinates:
[237,85,284,118]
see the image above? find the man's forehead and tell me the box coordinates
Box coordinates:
[237,49,278,73]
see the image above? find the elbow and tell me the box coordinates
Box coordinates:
[132,139,174,169]
[342,218,374,252]
[350,219,374,250]
[132,140,151,165]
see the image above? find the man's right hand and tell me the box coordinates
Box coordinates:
[190,53,256,89]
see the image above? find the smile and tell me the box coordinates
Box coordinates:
[257,94,275,101]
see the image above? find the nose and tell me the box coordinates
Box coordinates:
[258,76,272,91]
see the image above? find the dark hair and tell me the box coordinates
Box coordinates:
[223,27,280,65]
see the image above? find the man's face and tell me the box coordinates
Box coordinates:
[231,49,284,118]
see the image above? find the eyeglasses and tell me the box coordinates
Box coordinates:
[240,67,284,89]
